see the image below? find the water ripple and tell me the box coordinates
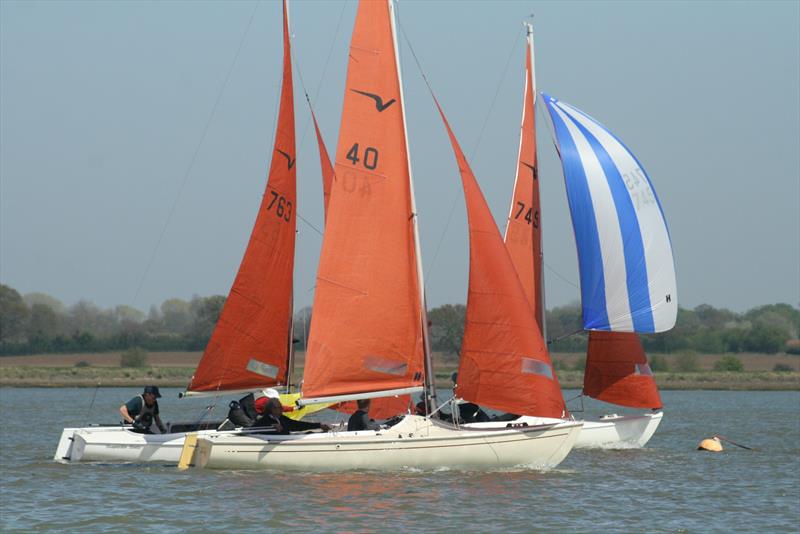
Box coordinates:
[1,388,798,532]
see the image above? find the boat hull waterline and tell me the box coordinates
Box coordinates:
[55,424,246,464]
[573,411,663,449]
[464,411,662,450]
[189,415,583,471]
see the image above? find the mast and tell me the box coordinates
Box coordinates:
[527,22,548,344]
[504,21,545,335]
[388,0,437,411]
[184,0,297,397]
[286,291,295,392]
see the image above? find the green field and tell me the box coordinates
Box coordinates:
[1,367,798,391]
[1,351,798,390]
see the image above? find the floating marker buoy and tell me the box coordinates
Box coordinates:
[697,436,723,452]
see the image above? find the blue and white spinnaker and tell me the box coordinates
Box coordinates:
[543,94,677,333]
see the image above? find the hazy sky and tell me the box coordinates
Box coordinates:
[1,0,798,315]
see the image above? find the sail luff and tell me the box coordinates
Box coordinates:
[388,0,437,411]
[186,0,296,394]
[503,24,544,334]
[432,95,565,418]
[528,26,549,344]
[310,108,335,223]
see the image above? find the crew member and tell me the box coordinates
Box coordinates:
[254,398,331,434]
[120,385,166,434]
[254,388,296,416]
[347,398,381,431]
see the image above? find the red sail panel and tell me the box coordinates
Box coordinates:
[188,0,296,393]
[503,33,543,331]
[583,331,662,409]
[301,0,425,407]
[434,99,565,418]
[311,109,335,222]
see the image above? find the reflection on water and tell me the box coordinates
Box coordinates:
[1,388,798,532]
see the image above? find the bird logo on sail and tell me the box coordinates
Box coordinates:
[351,89,396,112]
[521,161,538,180]
[276,149,295,170]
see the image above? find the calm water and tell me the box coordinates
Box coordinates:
[1,388,798,532]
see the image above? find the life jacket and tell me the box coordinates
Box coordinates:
[133,395,158,430]
[458,403,490,423]
[227,393,258,428]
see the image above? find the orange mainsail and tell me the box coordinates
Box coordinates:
[434,98,565,418]
[503,26,544,332]
[187,0,296,394]
[301,0,425,416]
[583,331,662,409]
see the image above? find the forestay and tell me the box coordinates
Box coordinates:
[543,94,677,333]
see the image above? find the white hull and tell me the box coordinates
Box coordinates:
[464,411,662,450]
[573,411,663,449]
[54,424,244,464]
[191,415,582,471]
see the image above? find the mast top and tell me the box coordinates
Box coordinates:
[524,18,534,37]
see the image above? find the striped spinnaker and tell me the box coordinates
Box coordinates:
[543,94,677,333]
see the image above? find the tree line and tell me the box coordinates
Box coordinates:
[0,284,798,356]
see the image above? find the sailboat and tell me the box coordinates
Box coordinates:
[55,0,302,463]
[491,23,673,448]
[185,0,581,471]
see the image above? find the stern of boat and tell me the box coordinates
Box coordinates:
[54,428,82,462]
[575,411,663,449]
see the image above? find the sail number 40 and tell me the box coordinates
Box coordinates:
[515,201,539,228]
[267,191,292,222]
[346,143,379,170]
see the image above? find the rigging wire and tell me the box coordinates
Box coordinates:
[546,328,582,346]
[290,8,342,241]
[130,1,261,308]
[394,7,524,282]
[544,261,580,290]
[536,96,580,292]
[297,212,323,237]
[287,0,347,315]
[537,95,561,159]
[85,382,101,422]
[397,8,582,301]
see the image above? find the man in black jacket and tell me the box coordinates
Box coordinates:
[347,399,381,431]
[120,385,167,434]
[254,398,331,434]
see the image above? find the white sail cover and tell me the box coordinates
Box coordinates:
[543,94,677,333]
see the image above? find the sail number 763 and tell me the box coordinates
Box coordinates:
[267,191,292,222]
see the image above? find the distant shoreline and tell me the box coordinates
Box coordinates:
[1,351,798,391]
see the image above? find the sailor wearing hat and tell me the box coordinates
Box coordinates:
[120,385,167,434]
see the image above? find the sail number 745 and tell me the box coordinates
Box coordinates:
[515,201,539,228]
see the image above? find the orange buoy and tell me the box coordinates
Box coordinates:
[697,437,723,452]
